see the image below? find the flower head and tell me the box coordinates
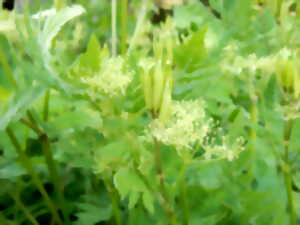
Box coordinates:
[147,99,245,160]
[148,99,209,150]
[80,57,132,99]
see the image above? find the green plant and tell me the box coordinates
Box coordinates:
[1,1,300,225]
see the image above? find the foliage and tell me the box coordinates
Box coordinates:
[1,0,300,225]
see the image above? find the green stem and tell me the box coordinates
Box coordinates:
[103,176,122,225]
[5,127,63,225]
[250,101,258,141]
[248,99,258,176]
[283,119,297,225]
[41,135,70,225]
[120,0,128,55]
[153,140,178,225]
[20,118,43,136]
[111,0,118,56]
[23,111,70,224]
[276,0,283,18]
[9,191,39,225]
[43,90,50,122]
[178,163,189,225]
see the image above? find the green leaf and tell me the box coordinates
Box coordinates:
[94,141,130,173]
[76,34,103,72]
[0,86,45,130]
[114,167,154,213]
[74,201,112,225]
[69,34,109,82]
[39,5,86,52]
[174,27,207,72]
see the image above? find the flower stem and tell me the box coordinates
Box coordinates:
[43,90,50,122]
[111,0,118,56]
[247,98,258,178]
[23,111,70,224]
[5,127,63,225]
[120,0,128,55]
[9,191,39,225]
[178,163,189,225]
[41,134,70,225]
[283,119,297,225]
[153,139,178,225]
[103,176,122,225]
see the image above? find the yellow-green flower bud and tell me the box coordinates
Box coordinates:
[158,77,172,121]
[152,61,165,113]
[143,70,154,110]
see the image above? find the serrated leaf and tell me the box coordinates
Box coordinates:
[76,35,103,72]
[114,167,154,213]
[69,34,109,81]
[174,27,207,72]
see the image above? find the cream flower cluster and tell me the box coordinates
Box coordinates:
[147,99,244,160]
[149,99,209,150]
[80,57,132,98]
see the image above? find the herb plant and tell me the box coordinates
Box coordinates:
[1,0,300,225]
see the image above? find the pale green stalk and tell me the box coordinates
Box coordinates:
[43,90,50,121]
[112,0,118,56]
[153,139,179,225]
[121,0,128,55]
[249,99,258,175]
[283,119,296,225]
[178,162,189,225]
[103,176,122,225]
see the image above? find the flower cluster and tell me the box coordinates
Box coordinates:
[148,99,209,150]
[147,99,244,160]
[80,57,132,99]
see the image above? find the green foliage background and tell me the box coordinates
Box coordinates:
[1,0,300,225]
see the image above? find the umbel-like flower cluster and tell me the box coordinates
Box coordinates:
[147,99,244,161]
[149,99,208,150]
[80,57,132,99]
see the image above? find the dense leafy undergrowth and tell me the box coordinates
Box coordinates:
[1,0,300,224]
